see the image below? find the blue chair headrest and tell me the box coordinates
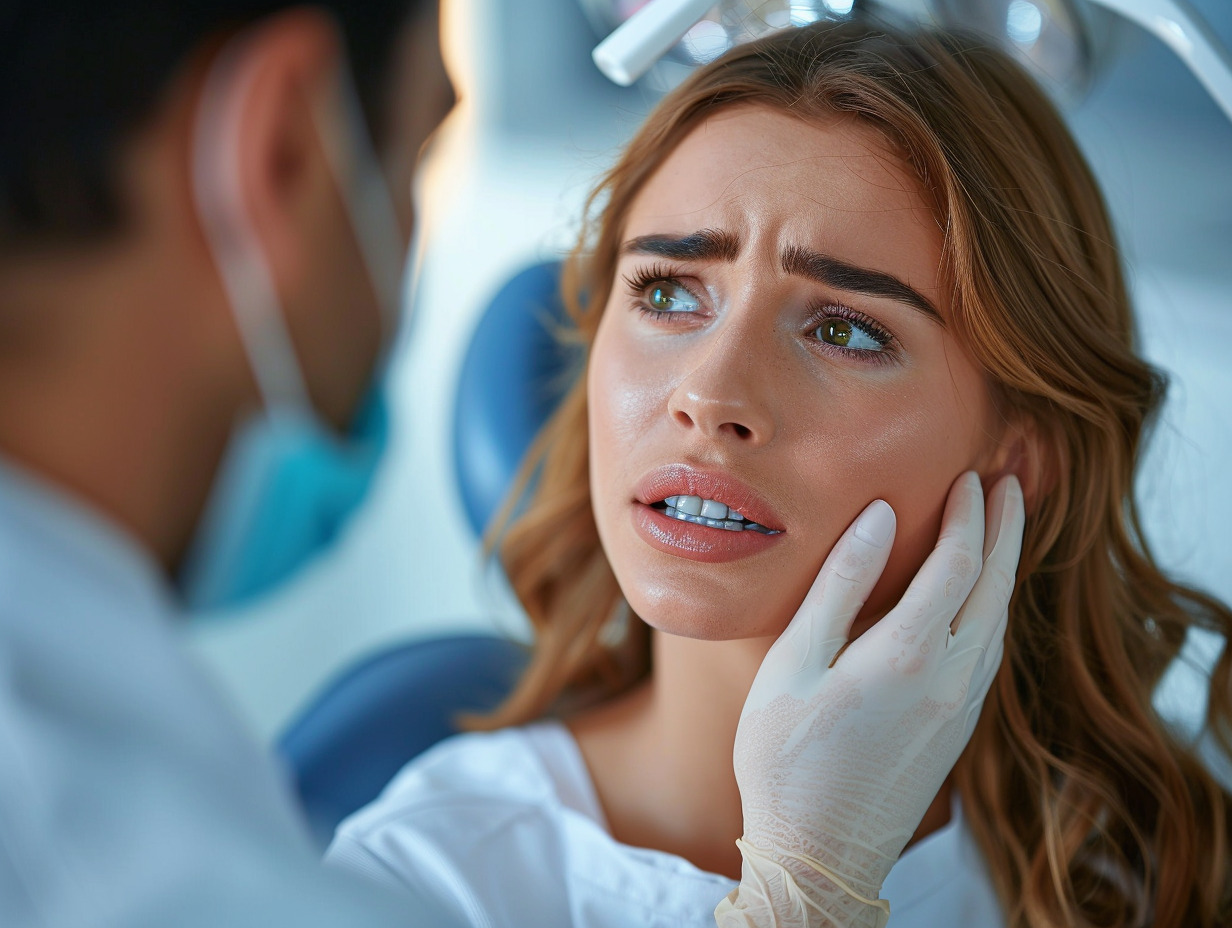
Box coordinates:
[453,260,581,537]
[278,262,581,847]
[278,634,527,848]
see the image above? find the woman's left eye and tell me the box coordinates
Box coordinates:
[812,316,886,352]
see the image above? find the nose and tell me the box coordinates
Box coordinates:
[667,331,776,446]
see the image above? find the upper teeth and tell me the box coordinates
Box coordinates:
[658,495,779,534]
[665,495,744,521]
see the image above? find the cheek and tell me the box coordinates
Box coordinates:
[587,312,678,475]
[807,376,997,632]
[588,315,663,536]
[585,317,998,642]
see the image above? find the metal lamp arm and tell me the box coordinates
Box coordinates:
[589,0,1232,127]
[1086,0,1232,122]
[592,0,715,86]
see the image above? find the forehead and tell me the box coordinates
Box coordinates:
[625,105,942,283]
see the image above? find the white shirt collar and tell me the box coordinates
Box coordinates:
[0,453,177,617]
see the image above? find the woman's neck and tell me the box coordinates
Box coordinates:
[569,630,773,880]
[568,627,957,881]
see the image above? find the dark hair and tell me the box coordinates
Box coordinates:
[0,1,429,244]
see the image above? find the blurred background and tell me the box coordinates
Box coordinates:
[186,0,1232,746]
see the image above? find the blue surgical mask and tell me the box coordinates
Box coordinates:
[177,379,391,611]
[179,41,408,613]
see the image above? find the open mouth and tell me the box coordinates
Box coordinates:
[651,495,781,535]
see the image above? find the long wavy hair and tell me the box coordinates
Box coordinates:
[475,19,1232,927]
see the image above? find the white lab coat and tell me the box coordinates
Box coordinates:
[0,456,458,928]
[327,722,1006,928]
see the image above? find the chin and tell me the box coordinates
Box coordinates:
[622,584,794,642]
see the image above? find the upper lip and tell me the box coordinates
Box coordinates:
[635,464,786,532]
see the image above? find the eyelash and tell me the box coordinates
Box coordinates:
[622,263,899,364]
[802,302,897,366]
[622,263,699,322]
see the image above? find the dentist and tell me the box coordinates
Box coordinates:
[0,3,460,925]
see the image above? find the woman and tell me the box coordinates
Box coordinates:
[328,19,1232,927]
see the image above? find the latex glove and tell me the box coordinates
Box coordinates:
[716,471,1025,928]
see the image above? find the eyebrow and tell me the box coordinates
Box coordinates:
[622,229,741,263]
[622,230,942,323]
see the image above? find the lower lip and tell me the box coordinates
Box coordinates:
[632,503,784,563]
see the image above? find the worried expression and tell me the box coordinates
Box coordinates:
[588,105,1013,642]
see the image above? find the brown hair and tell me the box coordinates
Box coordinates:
[478,20,1232,927]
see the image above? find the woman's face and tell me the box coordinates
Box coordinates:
[588,105,1011,642]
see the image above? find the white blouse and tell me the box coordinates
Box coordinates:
[326,721,1005,927]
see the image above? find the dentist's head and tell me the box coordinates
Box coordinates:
[0,1,451,606]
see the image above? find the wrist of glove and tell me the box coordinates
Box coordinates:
[715,837,890,928]
[717,472,1025,928]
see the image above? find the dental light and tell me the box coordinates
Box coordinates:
[586,0,1232,124]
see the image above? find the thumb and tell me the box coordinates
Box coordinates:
[751,500,897,703]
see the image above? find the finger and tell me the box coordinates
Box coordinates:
[951,474,1025,645]
[977,622,1007,692]
[773,498,897,673]
[889,470,986,633]
[961,619,1008,741]
[962,649,1001,742]
[833,472,984,675]
[965,601,1009,697]
[981,474,1019,560]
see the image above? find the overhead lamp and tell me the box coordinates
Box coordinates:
[584,0,1232,123]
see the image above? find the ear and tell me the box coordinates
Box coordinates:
[980,413,1058,513]
[198,9,345,301]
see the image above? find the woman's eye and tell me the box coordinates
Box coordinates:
[814,317,885,352]
[644,281,700,314]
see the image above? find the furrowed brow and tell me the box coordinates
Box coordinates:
[782,244,942,323]
[621,228,741,262]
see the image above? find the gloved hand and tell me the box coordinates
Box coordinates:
[715,471,1025,928]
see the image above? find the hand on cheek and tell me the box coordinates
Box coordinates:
[725,470,1026,924]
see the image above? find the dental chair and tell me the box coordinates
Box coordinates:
[278,260,576,849]
[278,634,527,848]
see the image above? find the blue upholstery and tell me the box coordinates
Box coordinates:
[453,260,581,537]
[279,261,576,849]
[278,634,527,849]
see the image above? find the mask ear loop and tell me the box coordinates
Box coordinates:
[312,62,407,345]
[191,32,312,415]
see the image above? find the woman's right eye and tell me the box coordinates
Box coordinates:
[640,280,701,317]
